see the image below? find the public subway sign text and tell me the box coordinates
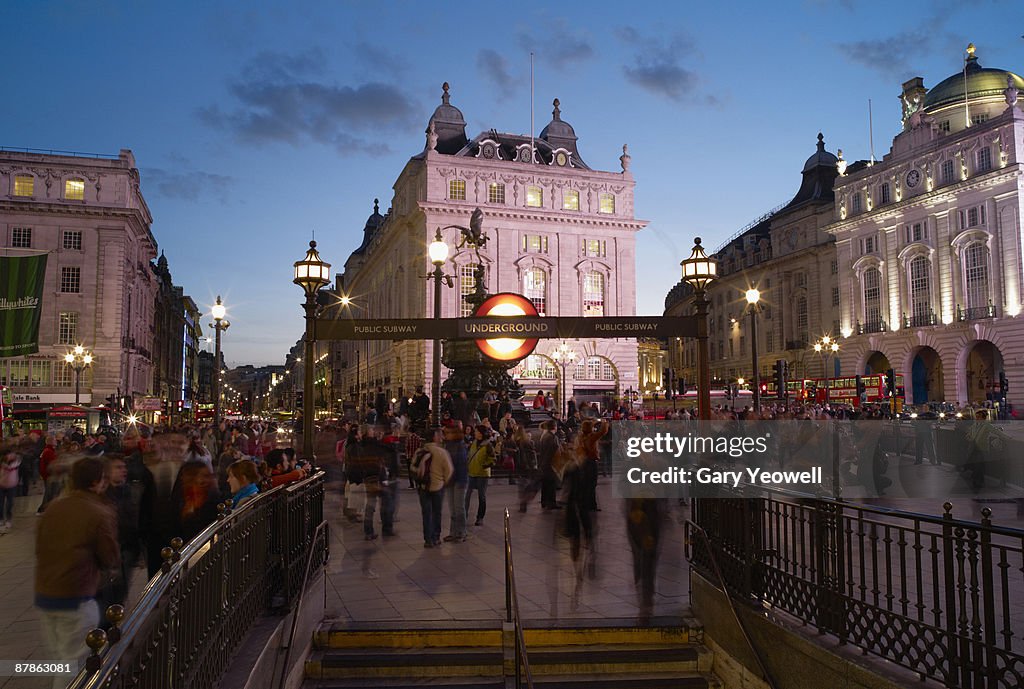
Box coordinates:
[316,316,699,341]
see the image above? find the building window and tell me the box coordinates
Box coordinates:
[832,287,840,306]
[65,179,85,200]
[13,175,33,197]
[54,362,73,387]
[563,189,579,211]
[11,227,32,248]
[851,193,862,214]
[575,356,615,381]
[906,222,925,243]
[9,360,29,386]
[459,263,480,317]
[766,330,774,353]
[941,159,956,185]
[582,239,606,257]
[63,230,83,250]
[862,235,876,254]
[864,267,882,326]
[796,297,808,342]
[60,266,81,293]
[909,256,932,322]
[976,147,992,173]
[830,259,838,275]
[527,185,543,207]
[939,120,951,133]
[794,272,806,287]
[523,268,547,316]
[515,354,556,379]
[599,193,615,214]
[522,234,548,253]
[449,179,466,200]
[960,205,986,229]
[30,361,51,388]
[487,182,505,204]
[879,183,891,205]
[582,272,604,317]
[58,312,78,345]
[964,242,990,311]
[972,113,989,126]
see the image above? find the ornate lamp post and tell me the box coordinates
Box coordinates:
[64,345,93,405]
[209,296,230,438]
[681,238,718,421]
[812,335,840,404]
[426,229,453,427]
[293,241,331,460]
[550,342,577,418]
[745,288,762,414]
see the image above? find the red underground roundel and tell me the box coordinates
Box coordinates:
[473,292,540,361]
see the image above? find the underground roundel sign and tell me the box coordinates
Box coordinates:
[473,292,539,361]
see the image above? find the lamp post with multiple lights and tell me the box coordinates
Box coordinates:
[293,241,331,461]
[680,238,718,421]
[209,296,230,438]
[64,345,93,405]
[745,288,762,413]
[812,335,840,404]
[550,342,577,418]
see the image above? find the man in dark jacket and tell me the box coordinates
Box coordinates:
[98,455,145,619]
[537,421,561,510]
[36,456,120,688]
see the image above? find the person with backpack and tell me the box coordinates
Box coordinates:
[411,428,453,548]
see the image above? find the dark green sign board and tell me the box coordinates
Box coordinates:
[0,254,48,358]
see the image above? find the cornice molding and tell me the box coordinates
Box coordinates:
[416,203,647,230]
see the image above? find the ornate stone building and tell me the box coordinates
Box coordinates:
[331,85,644,409]
[830,48,1024,405]
[665,134,842,388]
[0,148,157,409]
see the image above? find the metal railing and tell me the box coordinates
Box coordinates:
[686,491,1024,689]
[504,509,534,689]
[857,319,888,334]
[959,303,998,322]
[69,470,328,689]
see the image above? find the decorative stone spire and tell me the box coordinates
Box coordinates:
[816,132,825,151]
[836,149,847,176]
[552,98,561,120]
[1005,73,1019,111]
[373,198,380,214]
[426,121,438,151]
[619,144,631,173]
[441,82,450,105]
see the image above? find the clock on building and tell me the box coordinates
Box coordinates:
[556,152,568,167]
[906,169,921,188]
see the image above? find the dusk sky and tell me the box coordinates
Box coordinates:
[4,1,1021,366]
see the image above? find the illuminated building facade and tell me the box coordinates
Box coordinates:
[332,85,644,409]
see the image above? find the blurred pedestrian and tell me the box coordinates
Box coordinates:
[465,425,496,526]
[625,497,665,621]
[412,427,453,548]
[442,424,469,542]
[0,446,21,532]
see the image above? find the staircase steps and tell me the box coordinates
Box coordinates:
[303,621,719,689]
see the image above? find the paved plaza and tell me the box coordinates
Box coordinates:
[4,461,1024,689]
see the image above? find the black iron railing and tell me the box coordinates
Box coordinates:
[686,491,1024,689]
[958,303,998,322]
[904,311,938,328]
[857,320,888,334]
[69,471,328,689]
[504,509,534,689]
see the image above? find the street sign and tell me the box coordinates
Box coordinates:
[134,397,162,412]
[316,315,699,341]
[472,292,539,361]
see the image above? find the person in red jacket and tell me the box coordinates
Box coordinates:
[36,435,59,514]
[265,449,307,488]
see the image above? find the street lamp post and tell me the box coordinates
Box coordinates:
[681,238,718,421]
[294,240,331,461]
[64,345,93,405]
[812,336,840,404]
[745,288,761,414]
[550,342,577,418]
[209,297,230,440]
[427,229,453,427]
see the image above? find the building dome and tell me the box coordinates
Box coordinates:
[353,198,385,255]
[539,98,582,161]
[802,132,838,172]
[427,82,468,154]
[923,47,1024,112]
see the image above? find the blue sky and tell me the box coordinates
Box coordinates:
[4,1,1021,365]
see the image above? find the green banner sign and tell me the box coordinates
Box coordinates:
[0,254,48,358]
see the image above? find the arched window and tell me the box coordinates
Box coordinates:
[523,268,546,315]
[909,256,932,323]
[583,272,604,317]
[574,356,615,380]
[863,267,882,326]
[964,242,989,311]
[459,263,481,317]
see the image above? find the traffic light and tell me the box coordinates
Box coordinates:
[176,400,184,412]
[774,360,788,399]
[295,391,304,409]
[677,378,687,395]
[999,372,1009,397]
[760,382,768,395]
[885,369,896,396]
[663,368,671,390]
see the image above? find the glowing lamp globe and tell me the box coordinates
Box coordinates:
[293,240,331,297]
[681,237,717,291]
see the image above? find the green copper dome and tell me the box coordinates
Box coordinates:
[923,47,1023,111]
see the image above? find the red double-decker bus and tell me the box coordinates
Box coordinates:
[762,372,904,407]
